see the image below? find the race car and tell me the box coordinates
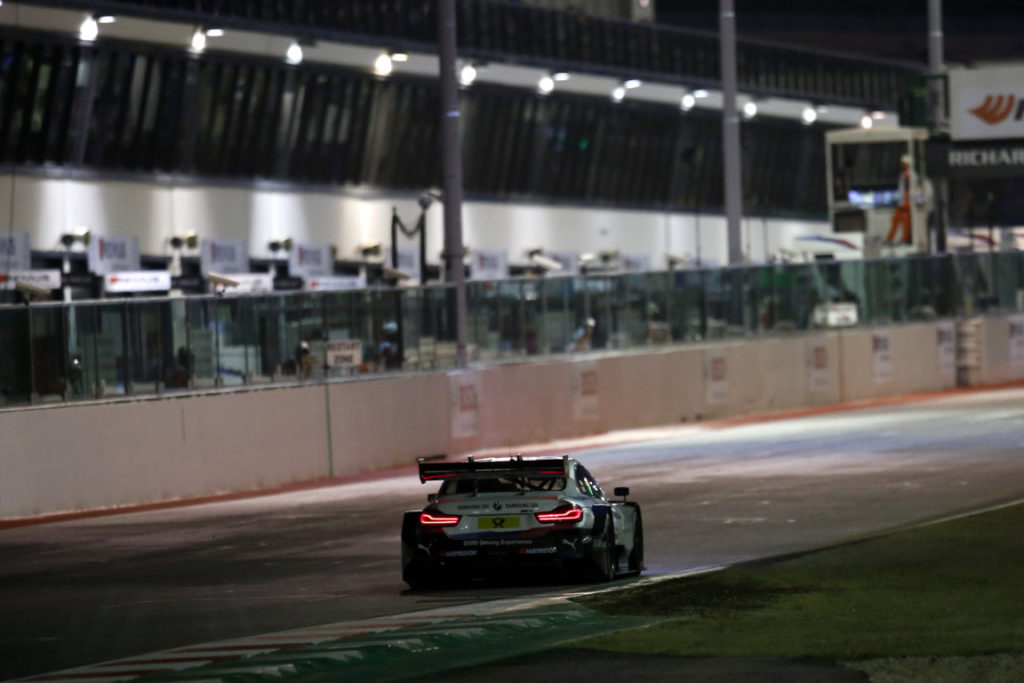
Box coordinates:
[401,455,643,588]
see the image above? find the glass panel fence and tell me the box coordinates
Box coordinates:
[3,252,1024,408]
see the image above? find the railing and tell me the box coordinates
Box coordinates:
[23,0,920,110]
[2,251,1022,408]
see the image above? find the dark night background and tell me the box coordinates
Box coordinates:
[656,1,1024,64]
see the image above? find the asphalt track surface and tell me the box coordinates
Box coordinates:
[3,386,1024,680]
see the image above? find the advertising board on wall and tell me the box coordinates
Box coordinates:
[469,249,509,281]
[571,360,599,422]
[200,239,249,277]
[949,67,1024,142]
[392,247,421,284]
[936,321,957,379]
[0,230,30,272]
[1009,315,1024,368]
[288,242,333,278]
[88,235,140,274]
[873,331,893,384]
[0,269,61,291]
[449,371,481,439]
[806,340,830,394]
[705,350,729,404]
[305,274,366,292]
[104,270,172,293]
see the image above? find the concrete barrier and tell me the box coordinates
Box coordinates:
[0,318,1007,520]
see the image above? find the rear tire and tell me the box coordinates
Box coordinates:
[402,558,437,590]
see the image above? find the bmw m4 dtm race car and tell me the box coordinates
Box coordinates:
[401,455,643,588]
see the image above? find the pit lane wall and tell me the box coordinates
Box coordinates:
[3,317,1020,520]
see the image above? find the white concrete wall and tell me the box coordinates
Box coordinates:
[1,174,829,270]
[0,319,1008,521]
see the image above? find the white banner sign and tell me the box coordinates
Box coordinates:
[104,270,172,293]
[949,67,1024,141]
[289,242,333,278]
[392,246,421,283]
[1009,315,1024,367]
[449,371,481,439]
[806,340,831,394]
[571,361,600,421]
[326,339,363,368]
[936,321,957,378]
[0,230,30,272]
[469,249,509,281]
[200,239,248,276]
[305,274,366,292]
[705,350,729,404]
[0,269,61,291]
[88,235,140,274]
[220,272,274,294]
[873,331,893,384]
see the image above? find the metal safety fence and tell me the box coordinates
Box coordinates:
[1,251,1022,407]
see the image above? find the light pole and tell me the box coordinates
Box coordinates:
[438,0,468,368]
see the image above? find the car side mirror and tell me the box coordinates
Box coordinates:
[427,493,437,503]
[613,487,629,500]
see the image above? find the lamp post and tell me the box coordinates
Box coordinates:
[438,0,468,368]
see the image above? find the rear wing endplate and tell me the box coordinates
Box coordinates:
[418,455,570,483]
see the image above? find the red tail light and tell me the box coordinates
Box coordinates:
[420,511,461,526]
[535,506,583,523]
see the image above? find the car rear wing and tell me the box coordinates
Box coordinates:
[418,455,570,483]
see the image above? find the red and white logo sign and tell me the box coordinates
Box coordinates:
[969,94,1017,125]
[950,68,1024,141]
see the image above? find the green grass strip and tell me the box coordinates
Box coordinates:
[571,502,1024,662]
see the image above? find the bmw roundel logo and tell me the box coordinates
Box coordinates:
[492,501,503,510]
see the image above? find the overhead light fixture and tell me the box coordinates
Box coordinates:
[860,114,874,129]
[286,41,304,65]
[205,27,224,37]
[95,13,115,24]
[190,28,207,53]
[801,106,817,125]
[680,93,696,111]
[871,110,886,120]
[624,79,642,89]
[552,71,570,82]
[538,75,555,94]
[459,62,477,87]
[693,89,709,98]
[374,52,393,76]
[390,51,409,62]
[611,86,626,103]
[742,101,758,119]
[79,16,99,42]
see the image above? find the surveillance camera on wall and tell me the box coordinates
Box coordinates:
[529,254,564,271]
[15,280,51,301]
[418,190,442,211]
[206,272,241,288]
